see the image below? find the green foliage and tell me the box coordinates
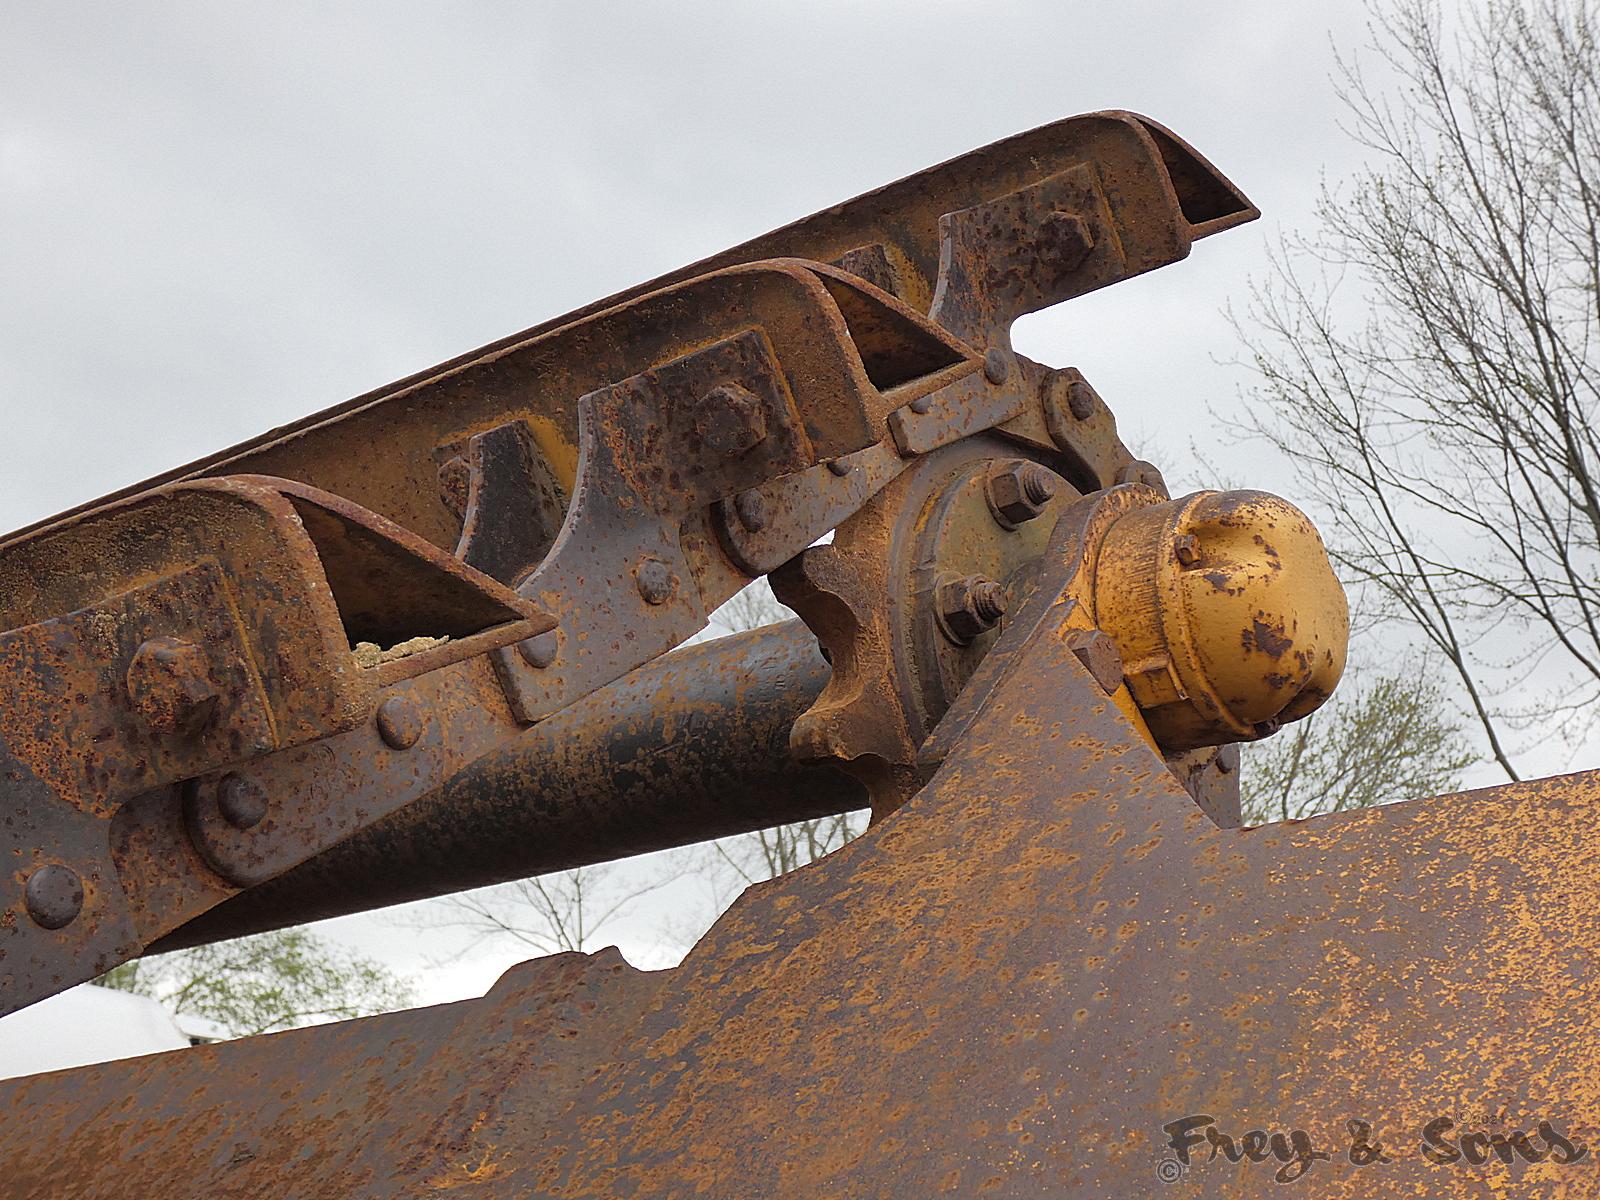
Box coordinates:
[1240,668,1475,825]
[99,928,414,1039]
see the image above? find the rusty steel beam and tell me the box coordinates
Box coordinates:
[154,621,860,950]
[1,110,1266,1014]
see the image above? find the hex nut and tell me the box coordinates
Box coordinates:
[695,383,768,456]
[936,575,1008,645]
[986,461,1058,529]
[126,636,219,736]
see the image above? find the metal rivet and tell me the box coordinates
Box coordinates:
[909,396,933,415]
[1114,460,1168,494]
[733,489,768,532]
[376,694,425,750]
[1215,745,1240,775]
[695,383,768,456]
[1067,379,1097,421]
[635,558,677,606]
[217,773,269,830]
[983,348,1010,385]
[25,864,83,930]
[518,629,559,670]
[827,458,854,477]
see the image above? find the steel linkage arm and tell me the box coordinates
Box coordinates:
[1,111,1265,1018]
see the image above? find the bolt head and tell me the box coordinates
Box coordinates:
[1065,629,1125,694]
[733,488,768,532]
[376,694,426,750]
[695,383,768,456]
[518,629,559,670]
[986,461,1058,529]
[24,864,83,930]
[1043,210,1096,270]
[1066,379,1097,421]
[983,348,1011,385]
[126,636,219,736]
[1173,534,1201,566]
[217,773,269,829]
[936,575,1008,645]
[635,558,678,606]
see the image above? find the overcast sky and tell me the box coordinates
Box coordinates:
[2,4,1387,1009]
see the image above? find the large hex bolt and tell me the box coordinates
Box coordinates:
[936,575,1009,645]
[1044,210,1096,271]
[986,461,1058,529]
[695,383,768,457]
[126,636,219,736]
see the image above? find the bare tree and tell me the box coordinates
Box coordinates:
[420,861,680,957]
[1237,0,1600,778]
[1241,664,1474,824]
[703,581,868,889]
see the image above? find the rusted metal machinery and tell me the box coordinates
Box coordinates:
[0,112,1587,1198]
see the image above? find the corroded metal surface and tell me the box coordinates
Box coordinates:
[0,109,1508,1200]
[157,621,860,948]
[4,647,1594,1197]
[0,477,547,1016]
[2,109,1264,1015]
